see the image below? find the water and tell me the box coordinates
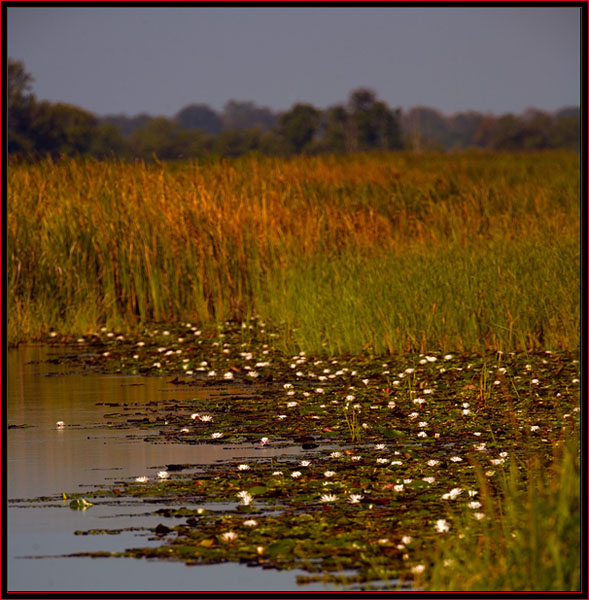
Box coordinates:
[6,345,349,592]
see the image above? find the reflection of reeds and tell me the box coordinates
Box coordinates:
[8,151,580,352]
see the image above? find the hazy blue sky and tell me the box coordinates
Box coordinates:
[7,6,581,118]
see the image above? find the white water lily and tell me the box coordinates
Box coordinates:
[237,464,250,471]
[243,519,258,527]
[320,494,337,502]
[135,476,149,483]
[348,494,364,504]
[221,531,238,542]
[236,491,253,505]
[158,471,169,479]
[442,488,463,500]
[211,432,223,439]
[435,519,450,533]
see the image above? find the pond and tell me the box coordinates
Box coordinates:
[6,345,350,592]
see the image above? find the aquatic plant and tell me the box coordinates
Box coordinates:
[8,152,580,352]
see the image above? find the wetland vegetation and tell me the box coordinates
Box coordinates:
[8,151,581,591]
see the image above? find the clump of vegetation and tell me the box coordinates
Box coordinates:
[422,428,580,591]
[8,152,580,353]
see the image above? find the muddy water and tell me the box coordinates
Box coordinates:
[6,346,343,592]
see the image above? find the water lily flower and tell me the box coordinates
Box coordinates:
[393,484,404,492]
[223,372,234,380]
[422,477,435,484]
[442,488,463,500]
[324,471,336,478]
[211,432,223,439]
[402,536,413,544]
[473,512,486,520]
[375,444,387,450]
[427,459,440,467]
[348,494,364,504]
[450,456,463,462]
[56,421,65,428]
[237,491,253,505]
[300,460,311,467]
[135,476,149,483]
[435,519,450,533]
[291,471,302,478]
[468,501,482,509]
[272,471,283,476]
[330,452,342,458]
[158,471,169,479]
[200,415,213,422]
[260,437,270,445]
[237,464,250,471]
[320,494,337,502]
[221,531,238,542]
[412,564,426,574]
[243,519,258,527]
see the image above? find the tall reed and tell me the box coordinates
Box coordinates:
[8,151,580,352]
[421,418,580,591]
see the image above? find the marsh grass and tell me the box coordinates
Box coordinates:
[422,425,581,591]
[8,151,580,352]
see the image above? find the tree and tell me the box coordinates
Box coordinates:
[28,101,97,157]
[322,105,350,153]
[347,88,403,151]
[213,128,262,157]
[277,103,322,154]
[129,117,183,159]
[7,58,36,154]
[175,104,223,134]
[221,100,277,131]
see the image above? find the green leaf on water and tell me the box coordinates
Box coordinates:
[69,498,94,510]
[267,538,296,556]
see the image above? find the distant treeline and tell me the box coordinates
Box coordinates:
[8,58,580,161]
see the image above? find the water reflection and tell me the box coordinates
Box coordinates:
[7,345,342,592]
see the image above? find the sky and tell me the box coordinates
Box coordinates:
[6,6,581,118]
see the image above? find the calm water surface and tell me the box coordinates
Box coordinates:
[6,345,349,592]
